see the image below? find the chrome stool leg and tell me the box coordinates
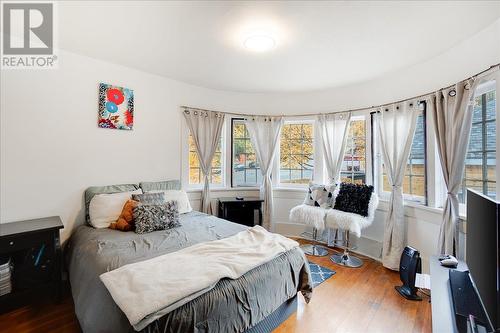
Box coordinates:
[330,230,363,268]
[301,228,328,257]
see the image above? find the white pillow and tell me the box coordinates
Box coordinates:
[147,190,192,214]
[89,189,142,228]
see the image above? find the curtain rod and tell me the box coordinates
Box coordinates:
[180,62,500,118]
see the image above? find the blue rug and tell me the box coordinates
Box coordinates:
[309,263,336,287]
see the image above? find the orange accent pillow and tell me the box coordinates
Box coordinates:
[109,199,139,231]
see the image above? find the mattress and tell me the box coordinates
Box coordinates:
[66,211,312,332]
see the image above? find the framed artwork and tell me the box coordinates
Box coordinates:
[98,83,134,130]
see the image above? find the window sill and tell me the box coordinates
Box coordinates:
[186,186,260,193]
[377,197,466,220]
[274,186,308,192]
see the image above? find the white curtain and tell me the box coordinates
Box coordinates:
[245,116,283,230]
[377,102,419,270]
[183,109,225,214]
[317,112,352,184]
[430,79,476,255]
[317,112,351,247]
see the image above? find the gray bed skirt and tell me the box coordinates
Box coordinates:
[244,296,297,333]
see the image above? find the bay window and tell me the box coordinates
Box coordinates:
[183,76,498,220]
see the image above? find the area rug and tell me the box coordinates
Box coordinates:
[309,263,336,287]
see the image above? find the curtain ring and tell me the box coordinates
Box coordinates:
[449,89,456,97]
[184,110,190,114]
[194,111,198,115]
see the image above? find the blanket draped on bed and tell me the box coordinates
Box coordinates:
[66,212,312,333]
[100,226,300,330]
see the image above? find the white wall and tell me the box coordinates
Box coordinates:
[1,18,498,266]
[0,50,266,242]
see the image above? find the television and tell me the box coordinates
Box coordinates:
[466,189,500,331]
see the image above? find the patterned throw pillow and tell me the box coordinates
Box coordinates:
[303,183,335,208]
[133,201,181,234]
[333,183,374,217]
[132,192,165,205]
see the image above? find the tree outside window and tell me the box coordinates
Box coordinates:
[279,122,314,184]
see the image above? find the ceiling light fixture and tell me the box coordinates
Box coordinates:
[243,33,276,53]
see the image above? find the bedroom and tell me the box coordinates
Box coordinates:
[0,1,499,332]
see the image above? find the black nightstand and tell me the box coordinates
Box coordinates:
[218,197,264,227]
[0,216,63,313]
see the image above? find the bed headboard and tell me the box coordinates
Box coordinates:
[139,180,181,192]
[84,183,140,224]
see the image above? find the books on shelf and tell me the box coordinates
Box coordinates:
[0,256,12,296]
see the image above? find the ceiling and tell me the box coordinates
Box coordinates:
[59,1,500,93]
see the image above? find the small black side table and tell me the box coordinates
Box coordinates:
[0,216,63,313]
[218,197,264,227]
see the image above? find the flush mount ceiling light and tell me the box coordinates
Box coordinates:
[243,33,276,52]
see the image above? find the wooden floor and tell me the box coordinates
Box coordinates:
[275,248,432,333]
[0,245,431,333]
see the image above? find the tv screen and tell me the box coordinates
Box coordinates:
[466,189,499,331]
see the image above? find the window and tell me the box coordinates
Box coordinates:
[377,108,427,203]
[341,117,366,184]
[459,83,496,203]
[384,111,426,201]
[188,134,223,185]
[279,122,314,185]
[231,119,261,187]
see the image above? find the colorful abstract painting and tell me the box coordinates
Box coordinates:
[98,83,134,130]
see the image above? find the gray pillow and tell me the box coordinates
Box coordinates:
[139,180,181,192]
[303,183,335,208]
[134,201,180,234]
[132,192,165,205]
[84,183,140,224]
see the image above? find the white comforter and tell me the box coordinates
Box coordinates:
[100,225,299,327]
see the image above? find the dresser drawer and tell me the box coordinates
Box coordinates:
[0,231,52,253]
[225,201,261,210]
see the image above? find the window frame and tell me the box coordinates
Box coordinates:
[277,119,316,188]
[459,79,498,205]
[230,118,262,188]
[187,133,225,187]
[182,121,226,190]
[340,115,368,185]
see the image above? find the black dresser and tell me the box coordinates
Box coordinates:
[0,216,63,313]
[218,197,264,227]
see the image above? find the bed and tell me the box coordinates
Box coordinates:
[66,209,312,333]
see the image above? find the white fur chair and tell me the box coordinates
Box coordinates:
[289,204,329,256]
[325,192,378,267]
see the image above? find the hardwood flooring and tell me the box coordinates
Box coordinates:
[275,248,432,333]
[0,245,431,333]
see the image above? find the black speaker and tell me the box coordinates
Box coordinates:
[395,246,422,301]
